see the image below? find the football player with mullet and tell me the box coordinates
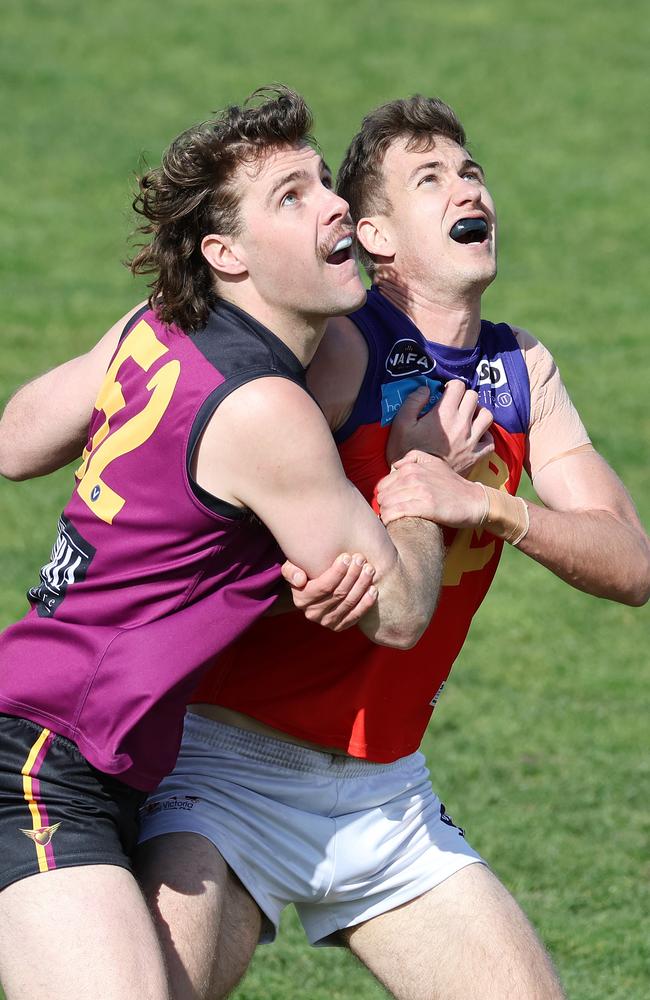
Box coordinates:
[0,87,469,1000]
[2,96,649,1000]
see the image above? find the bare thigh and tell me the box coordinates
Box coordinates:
[0,864,169,1000]
[136,832,262,1000]
[341,864,565,1000]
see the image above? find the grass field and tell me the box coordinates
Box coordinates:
[1,1,649,997]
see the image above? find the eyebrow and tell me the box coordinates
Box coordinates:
[265,160,331,206]
[408,157,485,184]
[266,169,310,206]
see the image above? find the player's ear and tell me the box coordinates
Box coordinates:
[357,216,395,262]
[201,234,247,277]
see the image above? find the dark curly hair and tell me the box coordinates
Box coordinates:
[337,96,467,277]
[128,86,314,332]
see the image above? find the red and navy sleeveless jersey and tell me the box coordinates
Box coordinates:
[192,288,530,760]
[0,301,307,789]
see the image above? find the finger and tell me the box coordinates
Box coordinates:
[307,561,376,627]
[379,503,415,526]
[330,584,378,630]
[334,560,376,611]
[281,559,308,588]
[393,385,430,425]
[471,432,495,465]
[287,553,352,599]
[329,552,369,598]
[469,406,494,441]
[458,388,479,420]
[439,379,466,412]
[390,449,436,471]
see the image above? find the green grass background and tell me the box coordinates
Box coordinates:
[1,1,648,997]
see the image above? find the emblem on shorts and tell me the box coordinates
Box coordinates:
[140,795,200,818]
[20,822,62,847]
[439,804,465,838]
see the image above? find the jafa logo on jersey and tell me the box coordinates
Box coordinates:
[385,339,435,378]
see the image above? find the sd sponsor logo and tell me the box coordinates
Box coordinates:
[476,357,506,389]
[385,339,435,377]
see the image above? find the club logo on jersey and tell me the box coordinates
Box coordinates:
[20,822,62,847]
[385,339,436,377]
[28,515,97,618]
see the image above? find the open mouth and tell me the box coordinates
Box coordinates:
[325,235,354,265]
[449,217,489,245]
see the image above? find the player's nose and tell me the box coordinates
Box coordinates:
[451,176,482,206]
[322,187,350,226]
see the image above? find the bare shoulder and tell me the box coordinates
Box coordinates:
[511,324,542,354]
[203,375,335,464]
[195,374,344,508]
[307,315,369,430]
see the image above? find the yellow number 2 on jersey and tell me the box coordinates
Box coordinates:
[75,320,181,524]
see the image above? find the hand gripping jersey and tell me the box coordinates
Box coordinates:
[192,288,530,760]
[0,301,309,790]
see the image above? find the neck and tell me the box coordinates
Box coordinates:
[220,289,327,367]
[375,278,483,349]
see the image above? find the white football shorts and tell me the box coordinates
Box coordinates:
[138,713,484,945]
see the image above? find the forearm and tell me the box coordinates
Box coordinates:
[477,483,650,606]
[377,451,650,608]
[512,502,650,606]
[358,516,444,648]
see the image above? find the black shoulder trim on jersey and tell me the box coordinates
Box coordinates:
[186,368,304,519]
[118,303,151,345]
[192,300,306,382]
[333,305,380,445]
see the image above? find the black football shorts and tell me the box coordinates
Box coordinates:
[0,714,146,891]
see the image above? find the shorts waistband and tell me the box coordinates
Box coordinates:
[183,713,417,777]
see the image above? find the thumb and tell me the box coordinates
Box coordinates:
[281,560,307,588]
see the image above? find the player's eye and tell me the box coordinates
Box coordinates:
[462,170,482,182]
[281,191,299,207]
[321,175,333,190]
[417,174,437,186]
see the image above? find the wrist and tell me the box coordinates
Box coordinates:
[475,483,530,546]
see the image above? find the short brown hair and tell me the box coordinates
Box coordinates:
[128,86,314,332]
[337,96,467,276]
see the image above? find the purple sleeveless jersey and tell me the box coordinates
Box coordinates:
[0,302,304,789]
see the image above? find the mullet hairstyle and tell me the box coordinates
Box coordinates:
[337,96,467,277]
[128,86,314,332]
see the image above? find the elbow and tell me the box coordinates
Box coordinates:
[620,571,650,607]
[624,542,650,606]
[608,557,650,607]
[372,612,429,650]
[0,447,29,482]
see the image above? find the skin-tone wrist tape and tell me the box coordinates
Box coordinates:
[476,483,530,546]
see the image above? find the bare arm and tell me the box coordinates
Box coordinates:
[523,449,650,605]
[196,377,444,648]
[378,327,650,607]
[380,445,649,607]
[0,304,143,480]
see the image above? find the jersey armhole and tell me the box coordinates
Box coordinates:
[186,368,307,519]
[118,303,151,344]
[333,314,376,444]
